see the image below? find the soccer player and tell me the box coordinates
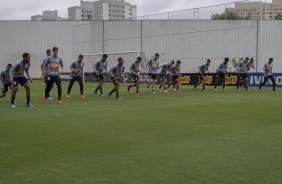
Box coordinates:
[128,57,142,96]
[0,64,13,99]
[41,47,64,104]
[214,58,229,91]
[237,57,249,91]
[41,49,53,100]
[145,53,160,94]
[194,59,211,91]
[67,54,85,98]
[93,54,108,96]
[108,58,125,100]
[259,58,276,91]
[10,53,33,108]
[166,60,181,92]
[158,60,175,92]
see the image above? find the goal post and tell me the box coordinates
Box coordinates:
[82,51,146,83]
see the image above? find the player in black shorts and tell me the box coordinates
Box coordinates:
[0,64,13,99]
[10,53,33,108]
[166,60,181,92]
[67,55,85,98]
[41,49,53,100]
[158,60,175,92]
[128,57,142,96]
[194,59,211,91]
[214,58,229,92]
[108,58,125,100]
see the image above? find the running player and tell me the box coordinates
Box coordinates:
[166,60,181,92]
[108,58,125,100]
[145,53,160,94]
[10,53,33,108]
[41,49,53,100]
[67,54,85,98]
[194,59,211,91]
[259,58,276,91]
[214,58,229,91]
[93,54,108,96]
[158,60,175,92]
[128,57,142,96]
[0,64,13,99]
[41,47,64,104]
[237,57,249,91]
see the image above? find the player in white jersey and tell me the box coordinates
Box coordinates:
[259,58,276,91]
[41,49,53,100]
[166,60,181,92]
[145,53,160,94]
[93,54,108,96]
[128,57,142,96]
[108,58,125,100]
[194,59,211,91]
[0,64,13,99]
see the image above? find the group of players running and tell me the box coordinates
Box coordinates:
[0,47,277,108]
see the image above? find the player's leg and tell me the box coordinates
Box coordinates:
[108,78,117,98]
[128,75,137,92]
[244,76,249,91]
[23,81,33,107]
[237,75,243,89]
[135,79,141,96]
[146,74,152,92]
[259,76,269,90]
[54,76,62,103]
[67,77,76,97]
[194,75,203,90]
[214,74,221,91]
[222,76,227,91]
[11,80,18,107]
[77,76,84,97]
[151,76,156,94]
[45,76,54,102]
[202,77,207,91]
[0,84,7,98]
[269,75,276,91]
[176,78,181,92]
[115,80,121,99]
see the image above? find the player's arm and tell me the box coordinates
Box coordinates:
[263,64,269,71]
[144,59,151,72]
[121,66,125,78]
[93,61,98,74]
[60,59,64,73]
[198,65,203,74]
[9,63,18,84]
[81,63,84,78]
[41,58,49,78]
[0,72,3,87]
[129,63,137,75]
[109,67,115,78]
[69,62,76,72]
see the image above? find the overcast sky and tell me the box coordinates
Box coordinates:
[0,0,271,20]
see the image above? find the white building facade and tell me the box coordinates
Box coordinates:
[31,10,66,21]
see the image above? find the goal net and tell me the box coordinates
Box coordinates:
[82,51,146,82]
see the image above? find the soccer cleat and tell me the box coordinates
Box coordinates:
[176,89,181,93]
[94,91,98,95]
[145,87,149,92]
[67,94,71,98]
[136,93,141,96]
[10,104,16,108]
[213,88,218,92]
[202,89,208,92]
[44,97,49,103]
[151,91,156,94]
[127,85,131,92]
[80,94,85,99]
[47,96,53,100]
[159,88,163,92]
[108,93,112,98]
[236,87,240,90]
[100,93,105,97]
[26,103,34,107]
[222,88,227,91]
[116,97,123,100]
[193,86,196,90]
[165,88,169,92]
[58,100,63,104]
[173,88,177,91]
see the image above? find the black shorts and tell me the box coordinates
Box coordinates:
[43,76,48,83]
[46,75,61,86]
[171,75,179,81]
[198,73,206,80]
[110,77,119,83]
[131,74,139,83]
[13,77,28,86]
[149,73,157,80]
[216,73,226,79]
[239,73,248,80]
[95,73,104,81]
[2,83,11,92]
[70,76,83,83]
[160,74,167,81]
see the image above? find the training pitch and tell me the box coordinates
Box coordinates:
[1,81,281,184]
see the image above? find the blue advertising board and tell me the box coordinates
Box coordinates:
[248,73,282,87]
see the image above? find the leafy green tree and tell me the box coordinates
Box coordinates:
[211,11,249,20]
[275,13,282,20]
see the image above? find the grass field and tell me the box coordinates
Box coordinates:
[0,81,282,184]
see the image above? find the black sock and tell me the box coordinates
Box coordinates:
[58,86,62,100]
[11,97,15,104]
[26,96,30,104]
[177,86,179,90]
[116,92,119,97]
[147,85,149,88]
[173,85,175,89]
[136,91,139,94]
[100,88,103,94]
[167,84,171,88]
[164,86,166,90]
[109,89,115,95]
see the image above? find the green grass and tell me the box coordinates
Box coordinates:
[0,81,282,184]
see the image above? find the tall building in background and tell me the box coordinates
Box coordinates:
[68,0,137,21]
[31,10,66,20]
[93,0,137,20]
[226,0,282,20]
[68,1,94,20]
